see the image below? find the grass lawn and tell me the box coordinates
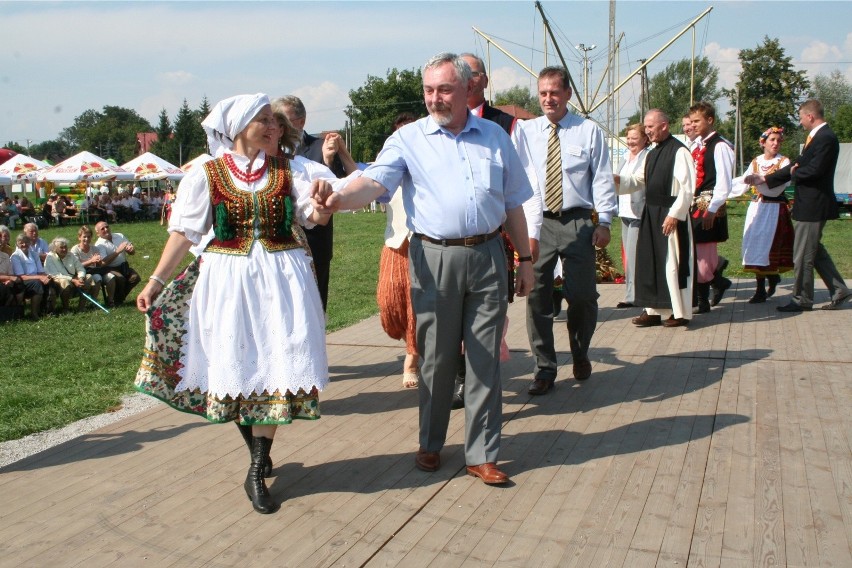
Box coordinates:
[2,204,850,442]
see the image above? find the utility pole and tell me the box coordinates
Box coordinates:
[576,43,596,111]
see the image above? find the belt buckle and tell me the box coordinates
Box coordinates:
[463,236,476,247]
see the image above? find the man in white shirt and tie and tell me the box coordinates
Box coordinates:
[520,66,617,394]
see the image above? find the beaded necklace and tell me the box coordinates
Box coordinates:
[224,153,267,183]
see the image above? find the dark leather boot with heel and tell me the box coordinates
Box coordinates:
[236,423,273,477]
[244,436,278,514]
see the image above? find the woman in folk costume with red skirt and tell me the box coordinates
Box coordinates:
[135,94,334,514]
[730,126,795,303]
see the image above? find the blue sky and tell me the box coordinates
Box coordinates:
[2,0,851,148]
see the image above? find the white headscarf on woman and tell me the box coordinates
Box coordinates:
[201,93,270,157]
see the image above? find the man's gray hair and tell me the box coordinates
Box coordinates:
[423,52,472,84]
[0,225,9,238]
[273,95,306,120]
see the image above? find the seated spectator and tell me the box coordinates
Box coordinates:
[71,225,116,306]
[44,236,99,312]
[98,195,118,223]
[23,222,49,263]
[17,196,36,220]
[10,233,55,319]
[0,224,13,255]
[94,221,140,305]
[53,194,68,226]
[1,198,20,229]
[0,227,24,307]
[42,196,56,226]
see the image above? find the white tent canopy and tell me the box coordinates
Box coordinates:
[121,152,185,181]
[0,154,50,181]
[38,151,134,182]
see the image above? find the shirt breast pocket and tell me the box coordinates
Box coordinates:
[480,158,504,193]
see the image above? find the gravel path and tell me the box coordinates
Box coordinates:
[0,393,160,468]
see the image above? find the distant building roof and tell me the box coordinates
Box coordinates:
[495,105,538,120]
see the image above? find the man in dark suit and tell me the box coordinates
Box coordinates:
[748,99,850,312]
[460,53,517,135]
[277,95,357,311]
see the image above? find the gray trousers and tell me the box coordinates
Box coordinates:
[527,211,599,380]
[409,235,507,466]
[791,220,849,307]
[621,216,641,303]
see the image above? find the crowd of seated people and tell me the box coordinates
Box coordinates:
[0,221,141,320]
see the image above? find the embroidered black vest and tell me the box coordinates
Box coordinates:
[693,132,732,197]
[204,155,301,255]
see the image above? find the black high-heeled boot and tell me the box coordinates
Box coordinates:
[693,283,711,314]
[766,274,781,298]
[749,277,767,304]
[244,436,278,514]
[236,423,273,477]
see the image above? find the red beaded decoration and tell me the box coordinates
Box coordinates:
[224,153,267,183]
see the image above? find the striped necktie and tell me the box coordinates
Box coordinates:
[545,122,563,214]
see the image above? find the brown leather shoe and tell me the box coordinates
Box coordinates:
[631,311,662,327]
[528,378,554,395]
[663,316,689,328]
[466,463,509,485]
[415,449,440,472]
[572,358,592,380]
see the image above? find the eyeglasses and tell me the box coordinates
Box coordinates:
[470,71,485,78]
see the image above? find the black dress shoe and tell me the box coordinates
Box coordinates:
[528,378,554,395]
[766,274,781,297]
[711,277,732,306]
[615,302,635,309]
[663,316,690,328]
[777,302,811,313]
[572,358,592,380]
[821,293,852,311]
[451,375,465,409]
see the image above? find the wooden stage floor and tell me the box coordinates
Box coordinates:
[2,279,851,567]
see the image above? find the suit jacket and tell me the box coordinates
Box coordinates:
[480,104,516,135]
[765,124,840,222]
[297,133,347,179]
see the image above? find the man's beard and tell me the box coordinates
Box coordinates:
[428,104,453,126]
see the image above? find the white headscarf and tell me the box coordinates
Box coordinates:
[202,93,270,157]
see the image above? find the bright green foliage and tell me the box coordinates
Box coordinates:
[726,36,810,157]
[625,57,721,131]
[493,85,541,116]
[59,106,153,163]
[347,68,427,162]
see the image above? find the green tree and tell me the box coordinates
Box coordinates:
[809,70,852,142]
[809,70,852,121]
[625,57,721,130]
[493,85,540,116]
[3,142,27,154]
[29,140,69,164]
[150,108,175,163]
[172,99,207,165]
[726,36,810,157]
[59,106,152,163]
[347,68,426,162]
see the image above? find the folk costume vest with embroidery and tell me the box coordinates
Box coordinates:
[203,155,300,255]
[690,132,731,244]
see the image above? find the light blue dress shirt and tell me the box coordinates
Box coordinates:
[364,113,533,240]
[519,112,617,224]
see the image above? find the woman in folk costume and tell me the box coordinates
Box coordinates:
[730,126,794,303]
[135,94,334,515]
[375,113,421,389]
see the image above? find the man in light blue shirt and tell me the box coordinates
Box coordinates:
[521,66,617,393]
[320,52,534,485]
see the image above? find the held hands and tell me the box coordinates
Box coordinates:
[310,179,337,216]
[322,132,347,163]
[743,173,765,186]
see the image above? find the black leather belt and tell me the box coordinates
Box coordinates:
[543,207,592,219]
[414,229,500,247]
